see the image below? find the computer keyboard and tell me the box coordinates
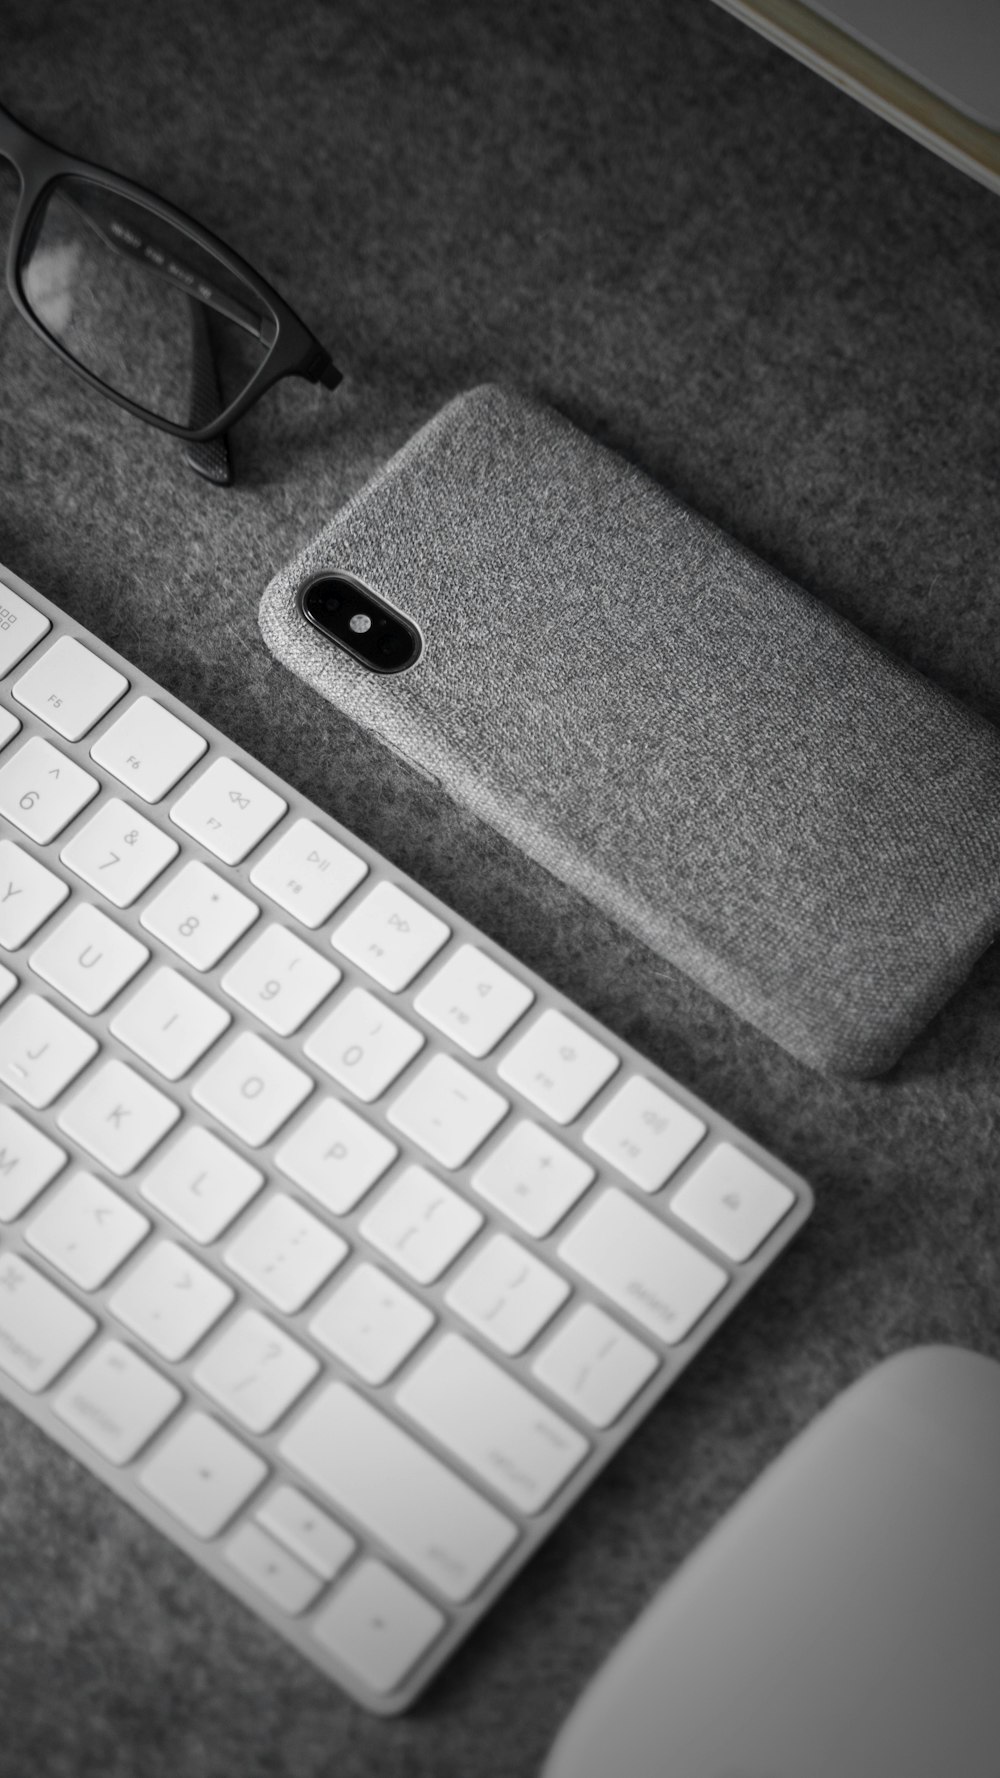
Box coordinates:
[0,560,812,1713]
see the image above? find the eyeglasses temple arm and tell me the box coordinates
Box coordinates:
[182,298,232,486]
[0,102,38,168]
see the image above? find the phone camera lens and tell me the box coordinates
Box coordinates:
[299,573,420,673]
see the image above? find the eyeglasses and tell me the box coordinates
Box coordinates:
[0,102,341,486]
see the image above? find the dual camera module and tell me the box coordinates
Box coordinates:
[297,572,421,674]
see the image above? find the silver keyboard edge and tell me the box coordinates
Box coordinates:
[0,560,814,1715]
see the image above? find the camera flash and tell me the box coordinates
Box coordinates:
[349,613,372,634]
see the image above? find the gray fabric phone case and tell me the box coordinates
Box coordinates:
[259,384,1000,1076]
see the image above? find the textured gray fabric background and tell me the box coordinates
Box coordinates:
[261,382,1000,1076]
[1,2,1000,1776]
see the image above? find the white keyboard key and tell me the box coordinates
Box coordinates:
[280,1381,517,1602]
[29,903,149,1014]
[0,963,14,1003]
[274,1096,397,1216]
[140,1127,264,1243]
[471,1120,594,1238]
[310,1261,435,1384]
[413,945,534,1057]
[0,994,98,1107]
[669,1141,796,1262]
[193,1308,319,1434]
[220,925,340,1036]
[0,709,20,749]
[583,1076,706,1192]
[330,881,449,991]
[0,585,50,675]
[139,1410,267,1538]
[531,1304,659,1428]
[388,1053,508,1169]
[109,1239,234,1361]
[26,1171,149,1289]
[444,1233,569,1355]
[0,1103,67,1221]
[54,1338,181,1462]
[170,758,287,864]
[250,817,368,928]
[312,1561,445,1695]
[0,838,69,948]
[396,1333,589,1514]
[59,1057,180,1174]
[110,966,231,1079]
[497,1009,619,1125]
[91,695,207,802]
[60,798,178,906]
[256,1485,355,1582]
[140,859,258,970]
[192,1032,313,1147]
[223,1192,348,1313]
[303,987,424,1103]
[558,1187,728,1345]
[13,636,128,740]
[0,1250,95,1391]
[0,735,98,842]
[224,1521,322,1615]
[360,1165,482,1285]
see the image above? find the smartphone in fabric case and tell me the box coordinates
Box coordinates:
[259,384,1000,1076]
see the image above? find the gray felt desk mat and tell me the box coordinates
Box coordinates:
[1,0,1000,1775]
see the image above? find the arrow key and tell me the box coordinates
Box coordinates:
[225,1520,322,1614]
[312,1559,445,1695]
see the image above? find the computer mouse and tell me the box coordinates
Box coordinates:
[542,1345,1000,1778]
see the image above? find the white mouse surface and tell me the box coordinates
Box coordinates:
[543,1346,1000,1778]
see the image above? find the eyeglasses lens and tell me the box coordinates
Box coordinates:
[18,175,276,428]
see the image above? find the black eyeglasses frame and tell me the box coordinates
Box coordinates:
[0,101,342,446]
